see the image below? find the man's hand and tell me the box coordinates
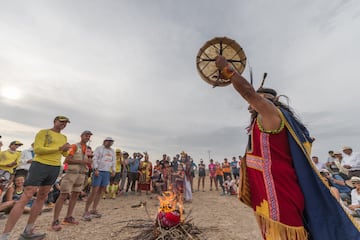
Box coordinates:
[6,160,17,167]
[343,165,351,169]
[59,143,71,152]
[94,169,99,177]
[111,171,115,177]
[215,55,229,71]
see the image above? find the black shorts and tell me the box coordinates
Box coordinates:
[110,172,121,183]
[25,161,60,187]
[199,170,206,177]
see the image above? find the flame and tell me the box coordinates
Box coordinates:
[158,187,184,222]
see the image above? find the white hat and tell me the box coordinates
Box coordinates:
[104,137,114,142]
[351,176,360,183]
[346,176,360,188]
[319,169,329,174]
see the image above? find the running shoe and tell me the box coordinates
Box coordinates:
[82,212,92,221]
[51,219,62,231]
[62,216,79,225]
[89,210,102,218]
[19,230,46,240]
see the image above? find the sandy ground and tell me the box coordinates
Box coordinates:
[0,178,262,240]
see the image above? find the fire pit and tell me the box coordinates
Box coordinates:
[127,190,204,240]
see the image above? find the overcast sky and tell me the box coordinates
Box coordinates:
[1,0,360,163]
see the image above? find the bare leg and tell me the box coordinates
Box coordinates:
[215,177,218,190]
[85,186,99,213]
[197,177,200,191]
[92,187,105,211]
[65,192,80,218]
[201,177,205,191]
[53,193,69,221]
[26,186,51,225]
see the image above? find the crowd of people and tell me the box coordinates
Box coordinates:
[0,118,243,240]
[312,148,360,217]
[2,120,360,240]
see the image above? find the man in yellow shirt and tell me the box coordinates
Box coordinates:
[1,116,71,240]
[0,141,23,181]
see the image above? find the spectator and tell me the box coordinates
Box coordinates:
[326,150,339,174]
[223,175,237,195]
[51,130,93,230]
[118,151,129,195]
[3,175,33,214]
[0,141,23,185]
[82,137,115,221]
[347,176,360,216]
[342,146,360,178]
[197,159,206,192]
[215,162,225,195]
[107,149,122,199]
[312,156,325,171]
[15,143,34,178]
[137,153,152,195]
[333,151,349,180]
[184,159,192,202]
[126,152,142,194]
[320,169,351,204]
[208,159,216,191]
[222,158,231,180]
[1,115,71,240]
[230,156,239,180]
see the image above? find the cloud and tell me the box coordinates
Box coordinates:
[0,0,360,163]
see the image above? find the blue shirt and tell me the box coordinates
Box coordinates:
[331,174,351,194]
[129,157,140,173]
[230,160,239,173]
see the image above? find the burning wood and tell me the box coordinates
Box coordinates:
[128,190,205,240]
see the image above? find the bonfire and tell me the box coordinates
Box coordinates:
[125,189,204,240]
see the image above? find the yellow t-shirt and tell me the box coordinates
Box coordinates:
[0,150,21,173]
[33,129,68,166]
[115,153,122,173]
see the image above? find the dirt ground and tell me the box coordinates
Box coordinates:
[0,178,262,240]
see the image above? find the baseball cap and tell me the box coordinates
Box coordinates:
[10,140,23,146]
[81,130,93,136]
[104,137,114,142]
[54,116,70,123]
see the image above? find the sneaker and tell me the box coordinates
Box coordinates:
[19,230,46,240]
[51,220,62,231]
[62,216,79,225]
[90,210,102,218]
[82,212,92,221]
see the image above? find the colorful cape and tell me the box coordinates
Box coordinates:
[240,108,360,240]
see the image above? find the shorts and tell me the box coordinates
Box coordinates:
[110,172,121,183]
[25,161,60,187]
[60,173,86,193]
[0,170,11,181]
[199,170,206,177]
[92,171,110,187]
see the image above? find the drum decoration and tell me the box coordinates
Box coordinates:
[196,37,247,87]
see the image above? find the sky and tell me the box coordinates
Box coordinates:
[0,0,360,164]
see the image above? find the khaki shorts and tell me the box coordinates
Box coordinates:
[60,173,86,193]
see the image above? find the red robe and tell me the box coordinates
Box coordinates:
[245,119,307,239]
